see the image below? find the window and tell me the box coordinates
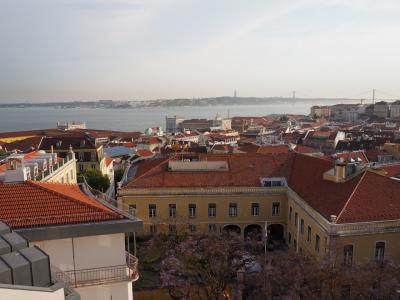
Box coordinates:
[289,206,292,220]
[294,239,297,249]
[169,204,176,218]
[189,204,196,217]
[300,219,304,234]
[91,164,96,169]
[288,232,292,245]
[208,203,216,217]
[189,224,196,232]
[149,204,156,218]
[128,204,136,216]
[208,224,217,233]
[294,212,298,227]
[272,202,280,216]
[229,203,237,217]
[343,245,353,265]
[79,164,84,172]
[375,242,385,261]
[251,203,259,216]
[66,173,69,183]
[307,226,312,242]
[78,152,84,161]
[315,235,320,253]
[91,152,96,161]
[169,224,176,233]
[149,224,156,234]
[70,170,74,180]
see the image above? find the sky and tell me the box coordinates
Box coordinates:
[1,0,400,102]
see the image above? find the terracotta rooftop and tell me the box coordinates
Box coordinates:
[123,153,293,188]
[289,154,400,224]
[0,181,122,229]
[256,145,289,154]
[380,164,400,178]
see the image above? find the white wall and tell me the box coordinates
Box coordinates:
[77,281,133,300]
[0,286,65,300]
[34,233,126,271]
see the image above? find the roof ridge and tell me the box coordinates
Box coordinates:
[130,156,170,184]
[336,171,367,223]
[27,181,118,217]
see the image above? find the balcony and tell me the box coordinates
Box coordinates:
[52,252,139,288]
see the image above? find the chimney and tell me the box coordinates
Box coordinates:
[334,159,347,182]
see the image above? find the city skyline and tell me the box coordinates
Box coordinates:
[2,0,400,102]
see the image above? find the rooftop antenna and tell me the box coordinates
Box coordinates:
[292,90,296,99]
[234,90,237,98]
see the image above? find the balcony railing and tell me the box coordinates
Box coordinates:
[52,252,139,288]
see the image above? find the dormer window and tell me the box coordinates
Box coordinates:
[260,177,287,187]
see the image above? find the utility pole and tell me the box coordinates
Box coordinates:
[372,89,375,104]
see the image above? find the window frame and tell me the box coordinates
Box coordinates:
[169,203,177,218]
[374,241,386,262]
[251,202,260,216]
[149,204,156,218]
[208,203,216,218]
[188,203,196,218]
[272,201,280,216]
[229,202,238,217]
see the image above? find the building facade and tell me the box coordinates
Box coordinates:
[118,152,400,265]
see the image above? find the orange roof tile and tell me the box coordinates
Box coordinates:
[105,156,113,167]
[0,181,122,229]
[124,153,293,188]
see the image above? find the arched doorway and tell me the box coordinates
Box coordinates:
[223,224,241,235]
[267,224,284,244]
[244,224,263,241]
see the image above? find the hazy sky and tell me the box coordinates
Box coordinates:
[1,0,400,102]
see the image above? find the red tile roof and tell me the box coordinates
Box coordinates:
[289,154,400,223]
[136,149,154,157]
[105,156,113,167]
[0,181,122,229]
[336,171,400,223]
[256,145,289,154]
[124,153,293,188]
[294,145,320,154]
[380,164,400,178]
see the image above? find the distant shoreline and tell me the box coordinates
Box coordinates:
[0,96,368,109]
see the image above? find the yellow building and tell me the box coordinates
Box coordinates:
[118,152,400,265]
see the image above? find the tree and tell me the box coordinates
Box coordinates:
[160,233,245,300]
[78,168,110,192]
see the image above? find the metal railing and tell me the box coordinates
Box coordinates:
[51,252,139,288]
[80,177,138,220]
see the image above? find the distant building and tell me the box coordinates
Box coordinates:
[57,121,86,131]
[310,106,330,118]
[373,101,389,118]
[144,126,164,136]
[390,100,400,118]
[165,116,185,133]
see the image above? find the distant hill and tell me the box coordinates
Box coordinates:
[0,96,358,109]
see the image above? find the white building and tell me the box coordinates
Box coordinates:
[0,181,142,300]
